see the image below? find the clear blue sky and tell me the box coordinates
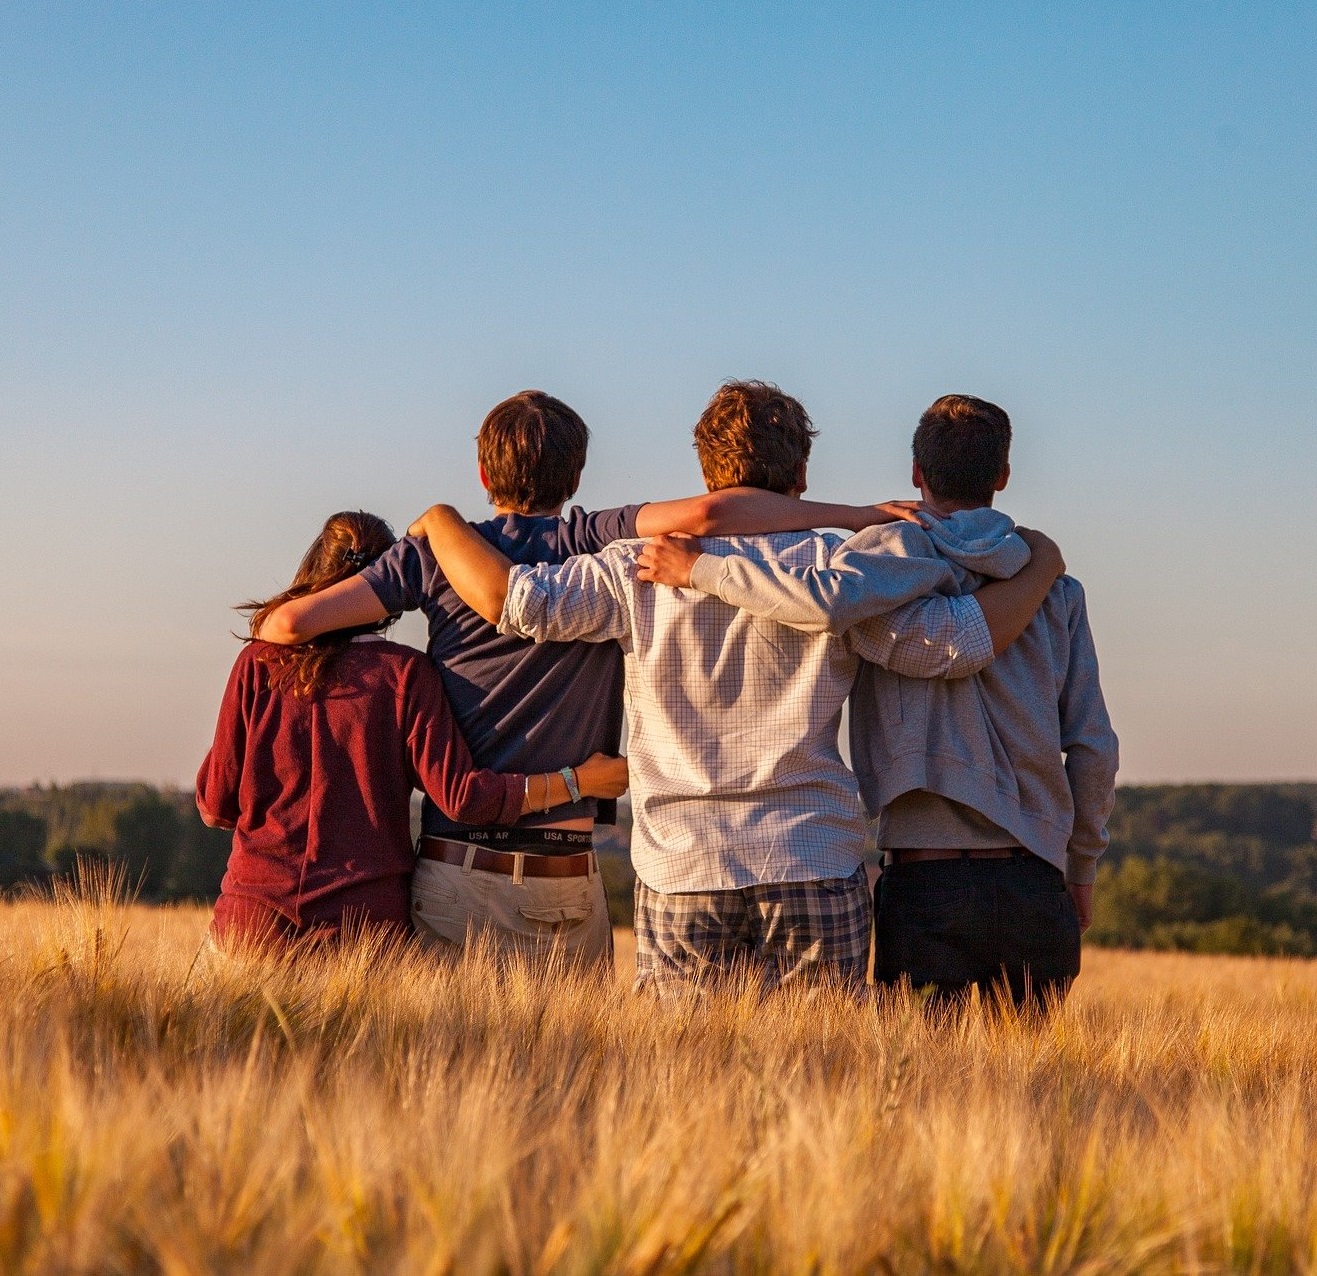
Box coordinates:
[2,3,1314,786]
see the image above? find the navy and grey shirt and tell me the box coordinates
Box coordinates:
[361,504,642,840]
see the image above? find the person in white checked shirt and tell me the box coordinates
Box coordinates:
[409,382,1066,995]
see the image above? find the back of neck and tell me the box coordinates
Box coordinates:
[492,504,565,519]
[920,491,992,518]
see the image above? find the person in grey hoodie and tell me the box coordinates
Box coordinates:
[637,394,1118,1010]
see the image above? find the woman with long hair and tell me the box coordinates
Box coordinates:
[196,510,627,949]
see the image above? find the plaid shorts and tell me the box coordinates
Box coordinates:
[633,863,872,996]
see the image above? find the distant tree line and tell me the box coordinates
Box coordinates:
[3,782,1317,957]
[0,783,231,901]
[1090,784,1317,956]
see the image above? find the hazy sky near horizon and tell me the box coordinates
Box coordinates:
[2,3,1315,788]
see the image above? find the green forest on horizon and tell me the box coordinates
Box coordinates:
[2,781,1316,957]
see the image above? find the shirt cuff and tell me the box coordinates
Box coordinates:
[687,553,725,598]
[955,596,995,675]
[497,566,537,637]
[498,776,528,825]
[1065,852,1098,886]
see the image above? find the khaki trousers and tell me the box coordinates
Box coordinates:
[411,852,613,968]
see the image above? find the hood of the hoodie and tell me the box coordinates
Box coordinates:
[918,507,1029,582]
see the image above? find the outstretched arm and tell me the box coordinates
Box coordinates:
[256,576,389,644]
[500,551,632,646]
[408,505,514,625]
[637,522,960,635]
[847,594,995,679]
[638,525,1065,657]
[634,487,922,538]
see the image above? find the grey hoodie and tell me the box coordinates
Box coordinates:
[687,509,1119,884]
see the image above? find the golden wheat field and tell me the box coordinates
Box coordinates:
[2,875,1317,1274]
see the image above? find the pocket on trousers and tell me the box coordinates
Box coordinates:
[518,902,593,927]
[816,866,867,897]
[1005,880,1081,981]
[411,864,473,946]
[413,881,459,906]
[884,870,976,920]
[517,875,597,929]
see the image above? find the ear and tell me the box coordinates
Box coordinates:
[794,459,808,495]
[912,460,924,491]
[994,462,1010,493]
[478,463,491,494]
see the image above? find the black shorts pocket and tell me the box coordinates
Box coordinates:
[880,865,977,922]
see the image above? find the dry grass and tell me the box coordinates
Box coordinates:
[1,871,1316,1273]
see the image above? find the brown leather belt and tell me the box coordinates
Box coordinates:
[884,847,1024,866]
[417,836,596,879]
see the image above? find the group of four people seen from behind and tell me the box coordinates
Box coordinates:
[197,382,1117,1011]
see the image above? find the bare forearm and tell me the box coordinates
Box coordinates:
[701,489,884,535]
[516,754,629,813]
[518,770,572,815]
[635,487,916,537]
[410,505,512,624]
[974,557,1060,655]
[257,577,388,644]
[437,535,510,625]
[970,527,1066,655]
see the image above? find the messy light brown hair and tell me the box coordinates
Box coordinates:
[477,390,590,513]
[243,511,396,697]
[692,381,817,493]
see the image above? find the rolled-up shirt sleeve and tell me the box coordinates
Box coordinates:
[845,594,994,679]
[498,548,633,649]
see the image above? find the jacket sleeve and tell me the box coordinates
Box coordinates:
[498,548,633,650]
[195,653,252,830]
[686,524,960,636]
[403,662,525,826]
[1057,580,1120,884]
[845,594,995,680]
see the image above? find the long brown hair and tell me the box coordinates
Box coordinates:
[242,511,397,697]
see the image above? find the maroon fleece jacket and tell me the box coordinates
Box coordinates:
[197,638,524,928]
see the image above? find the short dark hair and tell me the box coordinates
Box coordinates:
[693,380,817,493]
[477,390,590,512]
[912,395,1012,504]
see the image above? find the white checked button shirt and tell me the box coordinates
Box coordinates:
[500,532,992,894]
